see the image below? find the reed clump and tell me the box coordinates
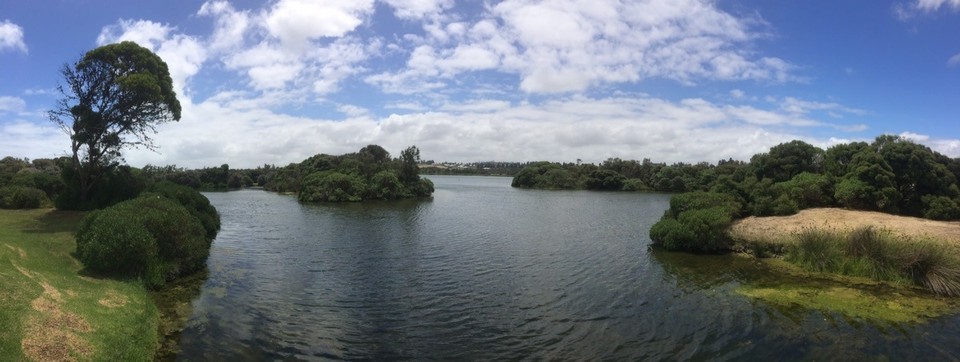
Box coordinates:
[785,226,960,296]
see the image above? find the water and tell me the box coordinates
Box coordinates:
[177,176,960,360]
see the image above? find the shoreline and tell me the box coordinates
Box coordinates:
[730,208,960,251]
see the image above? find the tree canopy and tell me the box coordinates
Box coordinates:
[49,41,181,209]
[513,136,960,223]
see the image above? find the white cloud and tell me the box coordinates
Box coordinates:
[0,20,27,53]
[915,0,960,11]
[383,0,453,20]
[895,0,960,19]
[370,0,795,94]
[90,94,877,168]
[948,53,960,67]
[778,97,866,117]
[0,120,68,160]
[263,0,374,51]
[198,1,251,52]
[0,96,26,113]
[97,20,207,97]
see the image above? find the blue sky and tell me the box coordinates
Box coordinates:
[1,0,958,168]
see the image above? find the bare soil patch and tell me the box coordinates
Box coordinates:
[730,208,960,247]
[98,290,128,308]
[21,278,93,361]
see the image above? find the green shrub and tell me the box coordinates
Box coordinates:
[146,181,221,239]
[771,194,799,216]
[651,192,740,252]
[409,177,435,197]
[75,196,210,288]
[10,170,64,199]
[584,169,626,190]
[299,171,367,202]
[369,170,403,199]
[676,207,735,252]
[0,186,48,209]
[922,195,960,221]
[649,218,696,251]
[621,179,649,191]
[666,191,740,219]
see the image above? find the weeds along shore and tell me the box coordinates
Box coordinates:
[734,226,960,296]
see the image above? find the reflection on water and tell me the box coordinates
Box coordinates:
[177,176,960,360]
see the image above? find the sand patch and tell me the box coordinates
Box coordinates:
[730,208,960,248]
[21,279,94,361]
[3,244,28,259]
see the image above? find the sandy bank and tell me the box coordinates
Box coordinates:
[729,208,960,246]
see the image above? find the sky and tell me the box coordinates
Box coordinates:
[0,0,958,169]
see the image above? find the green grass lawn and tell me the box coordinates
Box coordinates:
[0,209,158,361]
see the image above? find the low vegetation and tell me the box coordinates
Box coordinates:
[0,209,158,360]
[737,226,960,296]
[649,192,741,252]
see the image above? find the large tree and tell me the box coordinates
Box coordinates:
[49,41,181,204]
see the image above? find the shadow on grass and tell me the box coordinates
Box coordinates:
[22,209,86,234]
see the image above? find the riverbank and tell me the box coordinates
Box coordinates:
[726,207,960,317]
[729,208,960,249]
[0,209,158,360]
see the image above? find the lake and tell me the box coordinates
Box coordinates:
[176,176,960,360]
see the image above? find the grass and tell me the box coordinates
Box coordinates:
[784,226,960,297]
[0,208,158,361]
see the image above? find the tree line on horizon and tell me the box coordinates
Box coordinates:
[512,135,960,221]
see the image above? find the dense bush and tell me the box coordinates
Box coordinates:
[666,191,740,219]
[649,218,695,250]
[75,196,211,288]
[650,192,740,252]
[584,169,626,190]
[299,171,367,202]
[922,195,960,221]
[368,170,403,199]
[9,170,64,199]
[146,181,221,239]
[511,163,579,189]
[621,178,649,191]
[56,165,147,211]
[0,186,48,209]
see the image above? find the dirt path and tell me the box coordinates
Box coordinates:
[729,208,960,245]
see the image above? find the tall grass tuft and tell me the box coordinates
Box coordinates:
[898,240,960,297]
[787,229,843,272]
[784,226,960,296]
[843,226,899,281]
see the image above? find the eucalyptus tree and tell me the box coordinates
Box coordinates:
[49,41,181,205]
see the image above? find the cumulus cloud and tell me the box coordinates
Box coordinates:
[96,94,881,168]
[0,96,26,113]
[895,0,960,19]
[369,0,795,94]
[383,0,453,20]
[14,0,926,171]
[263,0,374,51]
[97,20,207,97]
[0,20,27,53]
[0,120,68,160]
[198,1,251,52]
[914,0,960,11]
